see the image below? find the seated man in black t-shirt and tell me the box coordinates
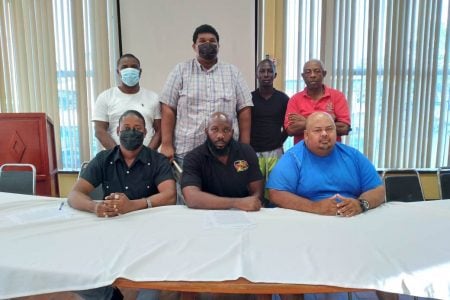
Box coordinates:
[180,112,263,211]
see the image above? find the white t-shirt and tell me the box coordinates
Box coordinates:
[93,87,161,146]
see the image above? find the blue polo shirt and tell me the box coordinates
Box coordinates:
[267,141,381,201]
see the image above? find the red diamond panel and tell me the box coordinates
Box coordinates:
[8,131,26,162]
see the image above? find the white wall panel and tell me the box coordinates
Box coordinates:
[119,0,256,94]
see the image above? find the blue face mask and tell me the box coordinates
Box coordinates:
[120,68,140,87]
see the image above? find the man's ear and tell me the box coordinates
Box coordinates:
[322,70,327,78]
[274,72,278,79]
[116,126,120,136]
[192,43,196,52]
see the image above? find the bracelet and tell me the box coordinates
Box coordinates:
[146,197,152,208]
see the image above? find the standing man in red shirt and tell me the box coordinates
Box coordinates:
[285,59,351,144]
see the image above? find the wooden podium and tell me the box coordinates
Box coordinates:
[0,113,59,196]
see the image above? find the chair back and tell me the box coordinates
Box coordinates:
[0,163,36,195]
[437,167,450,199]
[382,169,425,202]
[79,161,104,200]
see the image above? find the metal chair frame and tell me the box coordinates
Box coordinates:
[382,168,425,202]
[0,163,37,195]
[437,167,450,199]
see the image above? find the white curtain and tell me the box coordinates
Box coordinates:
[0,0,60,153]
[285,0,450,168]
[0,0,119,169]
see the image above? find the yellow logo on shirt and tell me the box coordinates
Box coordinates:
[234,160,249,172]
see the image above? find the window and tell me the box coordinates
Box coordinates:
[285,0,450,168]
[53,0,118,170]
[0,0,118,170]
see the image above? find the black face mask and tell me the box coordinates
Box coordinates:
[119,129,144,151]
[206,137,231,157]
[198,43,218,60]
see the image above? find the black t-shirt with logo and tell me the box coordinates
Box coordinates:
[181,140,263,197]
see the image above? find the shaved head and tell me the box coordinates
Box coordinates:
[305,112,335,131]
[303,59,325,72]
[304,112,337,156]
[207,112,232,128]
[205,112,234,156]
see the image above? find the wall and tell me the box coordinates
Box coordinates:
[119,0,257,92]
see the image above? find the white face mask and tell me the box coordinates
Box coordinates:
[120,68,140,87]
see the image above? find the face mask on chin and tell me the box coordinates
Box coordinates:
[119,129,144,150]
[120,68,140,87]
[198,43,218,60]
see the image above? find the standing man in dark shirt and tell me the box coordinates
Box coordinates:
[181,112,263,211]
[250,58,289,205]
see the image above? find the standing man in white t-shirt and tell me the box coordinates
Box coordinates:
[93,53,161,150]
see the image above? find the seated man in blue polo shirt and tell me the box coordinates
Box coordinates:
[180,112,263,211]
[267,111,384,216]
[68,109,176,300]
[268,111,392,300]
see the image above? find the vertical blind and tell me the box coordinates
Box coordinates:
[53,0,117,169]
[285,0,450,168]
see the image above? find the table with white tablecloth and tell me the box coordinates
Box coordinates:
[0,192,449,299]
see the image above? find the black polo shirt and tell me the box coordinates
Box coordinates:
[81,146,173,200]
[181,140,263,197]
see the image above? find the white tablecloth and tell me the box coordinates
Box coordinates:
[0,192,449,299]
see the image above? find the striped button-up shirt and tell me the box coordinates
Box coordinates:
[160,58,252,158]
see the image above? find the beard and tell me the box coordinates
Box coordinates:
[206,137,231,157]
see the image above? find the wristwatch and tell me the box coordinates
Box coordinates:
[358,198,370,212]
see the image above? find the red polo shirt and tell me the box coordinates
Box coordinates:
[284,85,351,144]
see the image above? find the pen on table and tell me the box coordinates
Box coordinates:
[58,201,65,210]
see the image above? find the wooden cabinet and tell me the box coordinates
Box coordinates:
[0,113,59,196]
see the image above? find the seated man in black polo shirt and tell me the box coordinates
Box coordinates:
[180,112,263,211]
[68,109,176,300]
[69,109,176,216]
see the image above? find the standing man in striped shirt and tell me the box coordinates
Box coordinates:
[159,24,253,199]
